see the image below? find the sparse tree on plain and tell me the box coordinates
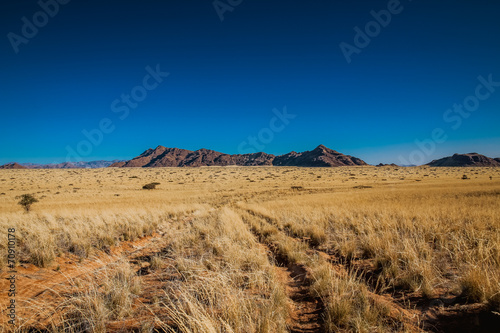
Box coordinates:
[17,193,38,212]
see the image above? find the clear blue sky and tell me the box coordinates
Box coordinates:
[1,0,499,165]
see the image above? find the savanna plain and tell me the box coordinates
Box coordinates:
[0,166,499,332]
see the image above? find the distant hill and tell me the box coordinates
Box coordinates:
[110,145,368,168]
[24,160,122,169]
[376,163,398,167]
[272,145,367,167]
[0,162,27,169]
[0,160,124,169]
[427,153,500,167]
[9,151,498,169]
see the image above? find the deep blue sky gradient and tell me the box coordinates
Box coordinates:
[1,0,499,164]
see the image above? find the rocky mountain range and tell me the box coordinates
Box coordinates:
[22,160,123,169]
[110,145,368,168]
[0,162,27,169]
[0,160,122,169]
[427,153,500,167]
[2,149,500,169]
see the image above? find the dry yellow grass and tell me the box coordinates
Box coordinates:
[0,166,499,332]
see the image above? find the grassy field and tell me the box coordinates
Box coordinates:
[0,166,499,332]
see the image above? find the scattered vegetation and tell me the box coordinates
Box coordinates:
[142,182,160,190]
[0,166,499,331]
[61,261,141,332]
[17,193,38,212]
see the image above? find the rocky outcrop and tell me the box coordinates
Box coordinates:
[427,153,500,167]
[21,160,124,169]
[0,162,27,169]
[113,145,368,168]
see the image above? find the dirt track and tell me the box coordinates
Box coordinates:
[2,203,499,332]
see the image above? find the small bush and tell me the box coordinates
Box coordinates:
[142,182,160,190]
[17,193,38,212]
[460,270,485,302]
